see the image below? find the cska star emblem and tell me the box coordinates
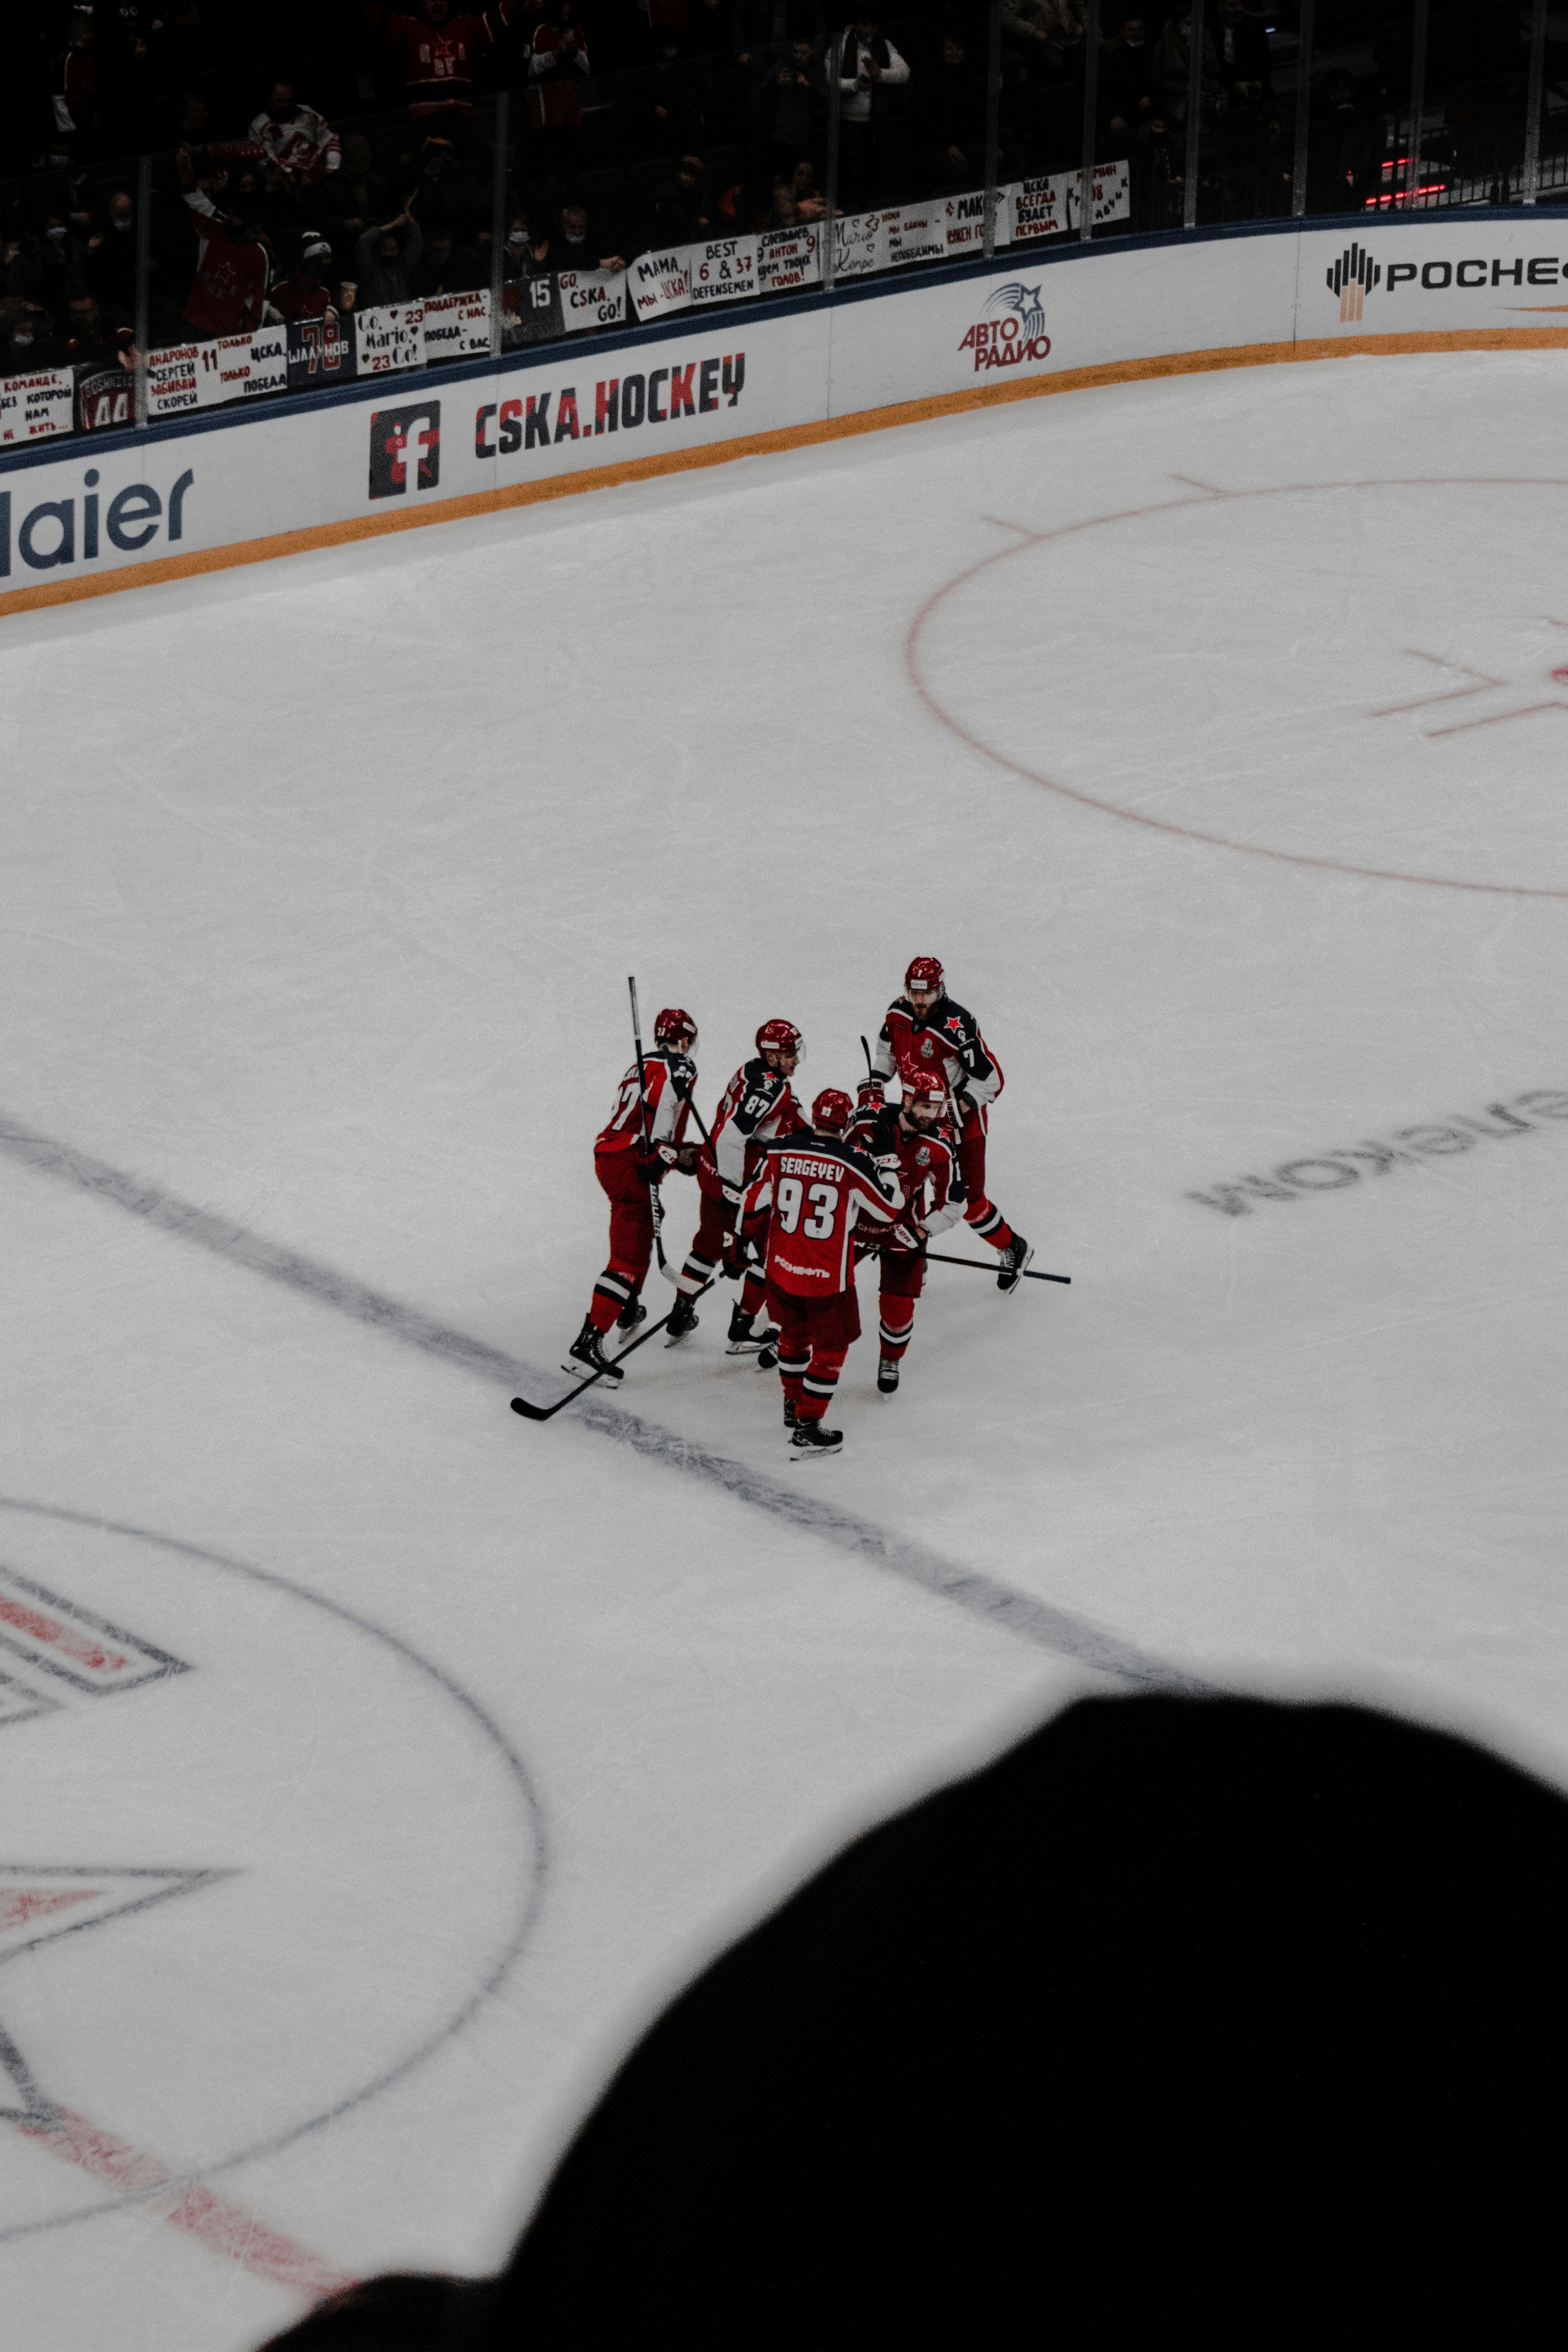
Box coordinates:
[943,1015,963,1035]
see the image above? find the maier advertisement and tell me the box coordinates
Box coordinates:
[4,215,1567,614]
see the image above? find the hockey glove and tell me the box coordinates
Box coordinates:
[856,1078,884,1110]
[892,1220,926,1252]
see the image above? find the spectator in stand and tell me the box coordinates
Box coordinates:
[48,6,100,167]
[915,29,989,195]
[0,298,59,373]
[176,149,272,336]
[643,153,712,246]
[355,208,425,305]
[269,234,337,320]
[756,41,827,185]
[1002,0,1085,69]
[409,221,484,292]
[1308,69,1383,215]
[734,0,824,65]
[383,0,516,129]
[247,81,342,186]
[320,133,389,268]
[835,16,909,207]
[1101,12,1156,150]
[1153,10,1218,129]
[56,285,130,368]
[528,1,592,133]
[534,200,626,274]
[778,155,825,219]
[1212,0,1271,106]
[399,134,488,244]
[86,188,140,328]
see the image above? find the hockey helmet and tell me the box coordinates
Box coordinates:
[901,1067,947,1107]
[654,1006,698,1049]
[811,1088,854,1134]
[756,1018,803,1061]
[905,956,945,997]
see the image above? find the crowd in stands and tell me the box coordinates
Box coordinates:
[0,1,1544,387]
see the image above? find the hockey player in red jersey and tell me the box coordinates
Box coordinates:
[848,1066,967,1395]
[741,1088,903,1458]
[868,956,1033,1292]
[569,1008,699,1381]
[673,1018,806,1353]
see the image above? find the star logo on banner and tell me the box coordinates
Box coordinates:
[1372,624,1568,737]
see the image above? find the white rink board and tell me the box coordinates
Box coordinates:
[5,215,1568,608]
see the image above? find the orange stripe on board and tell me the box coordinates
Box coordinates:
[3,327,1565,621]
[14,2107,357,2305]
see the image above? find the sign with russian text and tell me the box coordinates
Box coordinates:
[630,250,692,323]
[0,368,76,443]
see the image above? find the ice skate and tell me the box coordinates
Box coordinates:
[757,1342,779,1372]
[664,1293,700,1345]
[877,1358,900,1394]
[615,1299,648,1337]
[789,1420,843,1460]
[566,1318,625,1382]
[996,1234,1034,1296]
[727,1303,779,1356]
[783,1395,797,1429]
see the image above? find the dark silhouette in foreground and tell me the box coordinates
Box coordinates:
[263,1694,1568,2342]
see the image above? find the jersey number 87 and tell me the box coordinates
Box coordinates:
[776,1177,839,1238]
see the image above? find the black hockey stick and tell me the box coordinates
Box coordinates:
[923,1249,1069,1285]
[628,976,678,1284]
[511,1279,716,1421]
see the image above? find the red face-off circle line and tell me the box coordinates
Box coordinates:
[905,477,1568,900]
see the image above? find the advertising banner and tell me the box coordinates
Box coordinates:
[630,250,692,323]
[689,237,758,306]
[557,268,625,333]
[354,302,425,375]
[757,223,820,293]
[0,368,76,443]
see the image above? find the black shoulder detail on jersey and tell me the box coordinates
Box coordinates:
[735,1062,785,1134]
[887,998,914,1021]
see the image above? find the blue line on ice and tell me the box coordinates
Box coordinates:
[0,1107,1204,1693]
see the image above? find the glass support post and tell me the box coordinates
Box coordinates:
[1405,0,1429,208]
[1523,0,1548,205]
[1079,0,1100,244]
[1184,0,1204,231]
[489,91,508,358]
[134,151,152,430]
[1290,0,1314,218]
[824,34,841,291]
[983,0,1003,259]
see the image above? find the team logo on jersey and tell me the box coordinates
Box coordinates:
[368,399,441,498]
[920,1037,934,1057]
[916,1145,931,1166]
[944,1015,963,1034]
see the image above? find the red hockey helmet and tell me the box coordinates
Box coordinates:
[654,1007,698,1049]
[901,1067,947,1106]
[811,1088,854,1134]
[756,1018,803,1060]
[905,956,945,996]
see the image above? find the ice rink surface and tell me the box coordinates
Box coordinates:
[3,348,1567,2346]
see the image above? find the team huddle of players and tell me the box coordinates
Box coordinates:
[571,958,1032,1458]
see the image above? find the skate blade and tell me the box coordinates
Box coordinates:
[664,1328,696,1348]
[562,1358,623,1383]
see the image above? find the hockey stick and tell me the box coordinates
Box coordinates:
[923,1249,1068,1285]
[628,976,678,1285]
[511,1279,716,1421]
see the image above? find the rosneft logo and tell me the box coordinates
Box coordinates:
[1328,243,1380,322]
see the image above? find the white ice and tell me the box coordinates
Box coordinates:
[2,348,1566,2349]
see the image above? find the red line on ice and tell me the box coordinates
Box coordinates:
[13,2107,356,2305]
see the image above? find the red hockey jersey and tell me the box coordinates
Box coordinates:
[847,1107,965,1246]
[742,1135,903,1297]
[702,1057,806,1194]
[596,1049,696,1156]
[871,996,1003,1132]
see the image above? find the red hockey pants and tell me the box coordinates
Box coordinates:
[958,1119,1013,1253]
[769,1285,861,1422]
[586,1148,660,1334]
